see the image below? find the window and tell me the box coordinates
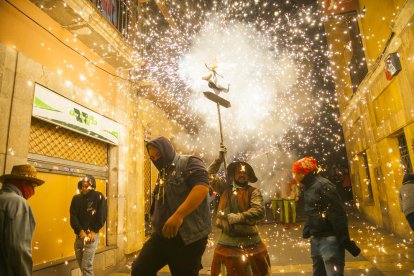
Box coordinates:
[90,0,138,40]
[346,13,368,92]
[361,151,374,201]
[398,133,413,173]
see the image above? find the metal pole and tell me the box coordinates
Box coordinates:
[216,103,227,179]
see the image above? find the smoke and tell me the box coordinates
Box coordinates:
[174,18,312,193]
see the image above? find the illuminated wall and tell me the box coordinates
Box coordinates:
[324,0,414,237]
[30,173,107,265]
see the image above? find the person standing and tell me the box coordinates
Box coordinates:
[292,157,360,276]
[341,168,353,202]
[399,173,414,231]
[131,136,211,276]
[208,149,271,276]
[70,175,107,276]
[270,185,284,224]
[0,164,45,276]
[281,173,299,229]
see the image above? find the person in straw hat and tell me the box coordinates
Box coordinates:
[0,164,44,276]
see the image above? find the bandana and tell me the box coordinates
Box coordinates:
[13,182,35,199]
[292,157,317,175]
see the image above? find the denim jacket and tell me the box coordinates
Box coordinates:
[148,136,210,245]
[161,154,211,245]
[0,184,35,276]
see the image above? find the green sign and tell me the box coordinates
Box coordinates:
[32,83,120,145]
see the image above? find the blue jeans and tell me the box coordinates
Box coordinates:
[74,236,99,276]
[310,236,345,276]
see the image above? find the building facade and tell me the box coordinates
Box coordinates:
[323,0,414,238]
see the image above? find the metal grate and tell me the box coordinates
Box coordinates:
[143,141,152,236]
[361,151,374,201]
[29,117,107,166]
[144,145,152,214]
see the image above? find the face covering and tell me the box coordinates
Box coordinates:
[152,158,166,170]
[13,182,35,199]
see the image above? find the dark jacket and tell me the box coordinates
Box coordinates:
[302,173,350,244]
[70,189,107,235]
[147,136,211,245]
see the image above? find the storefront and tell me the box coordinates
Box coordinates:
[27,83,119,265]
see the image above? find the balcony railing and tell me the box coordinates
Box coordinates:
[89,0,138,42]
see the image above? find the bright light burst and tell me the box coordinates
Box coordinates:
[133,0,346,182]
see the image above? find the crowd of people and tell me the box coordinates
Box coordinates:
[6,135,414,276]
[128,136,361,276]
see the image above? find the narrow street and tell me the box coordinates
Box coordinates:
[2,1,414,275]
[110,207,414,275]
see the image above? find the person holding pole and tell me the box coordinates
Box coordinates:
[208,147,271,276]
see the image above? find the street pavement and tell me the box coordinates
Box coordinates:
[109,208,414,275]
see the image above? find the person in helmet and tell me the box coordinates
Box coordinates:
[70,175,107,276]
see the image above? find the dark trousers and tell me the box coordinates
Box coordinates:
[406,213,414,231]
[131,232,208,276]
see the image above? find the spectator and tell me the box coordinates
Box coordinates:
[0,164,45,276]
[70,175,107,276]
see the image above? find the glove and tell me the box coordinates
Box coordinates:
[227,213,243,224]
[302,223,311,239]
[219,144,227,161]
[344,240,361,257]
[302,229,311,239]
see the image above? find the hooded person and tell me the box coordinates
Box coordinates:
[70,175,107,276]
[208,149,271,276]
[131,136,211,276]
[0,164,44,276]
[292,157,360,276]
[399,173,414,231]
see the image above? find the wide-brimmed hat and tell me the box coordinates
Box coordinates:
[0,164,44,186]
[227,161,258,183]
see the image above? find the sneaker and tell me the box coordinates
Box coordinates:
[284,223,290,229]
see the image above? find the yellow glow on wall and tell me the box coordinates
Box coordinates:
[29,172,107,265]
[356,0,395,65]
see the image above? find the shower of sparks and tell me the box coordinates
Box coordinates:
[129,0,347,196]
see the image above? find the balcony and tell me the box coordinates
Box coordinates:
[30,0,142,69]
